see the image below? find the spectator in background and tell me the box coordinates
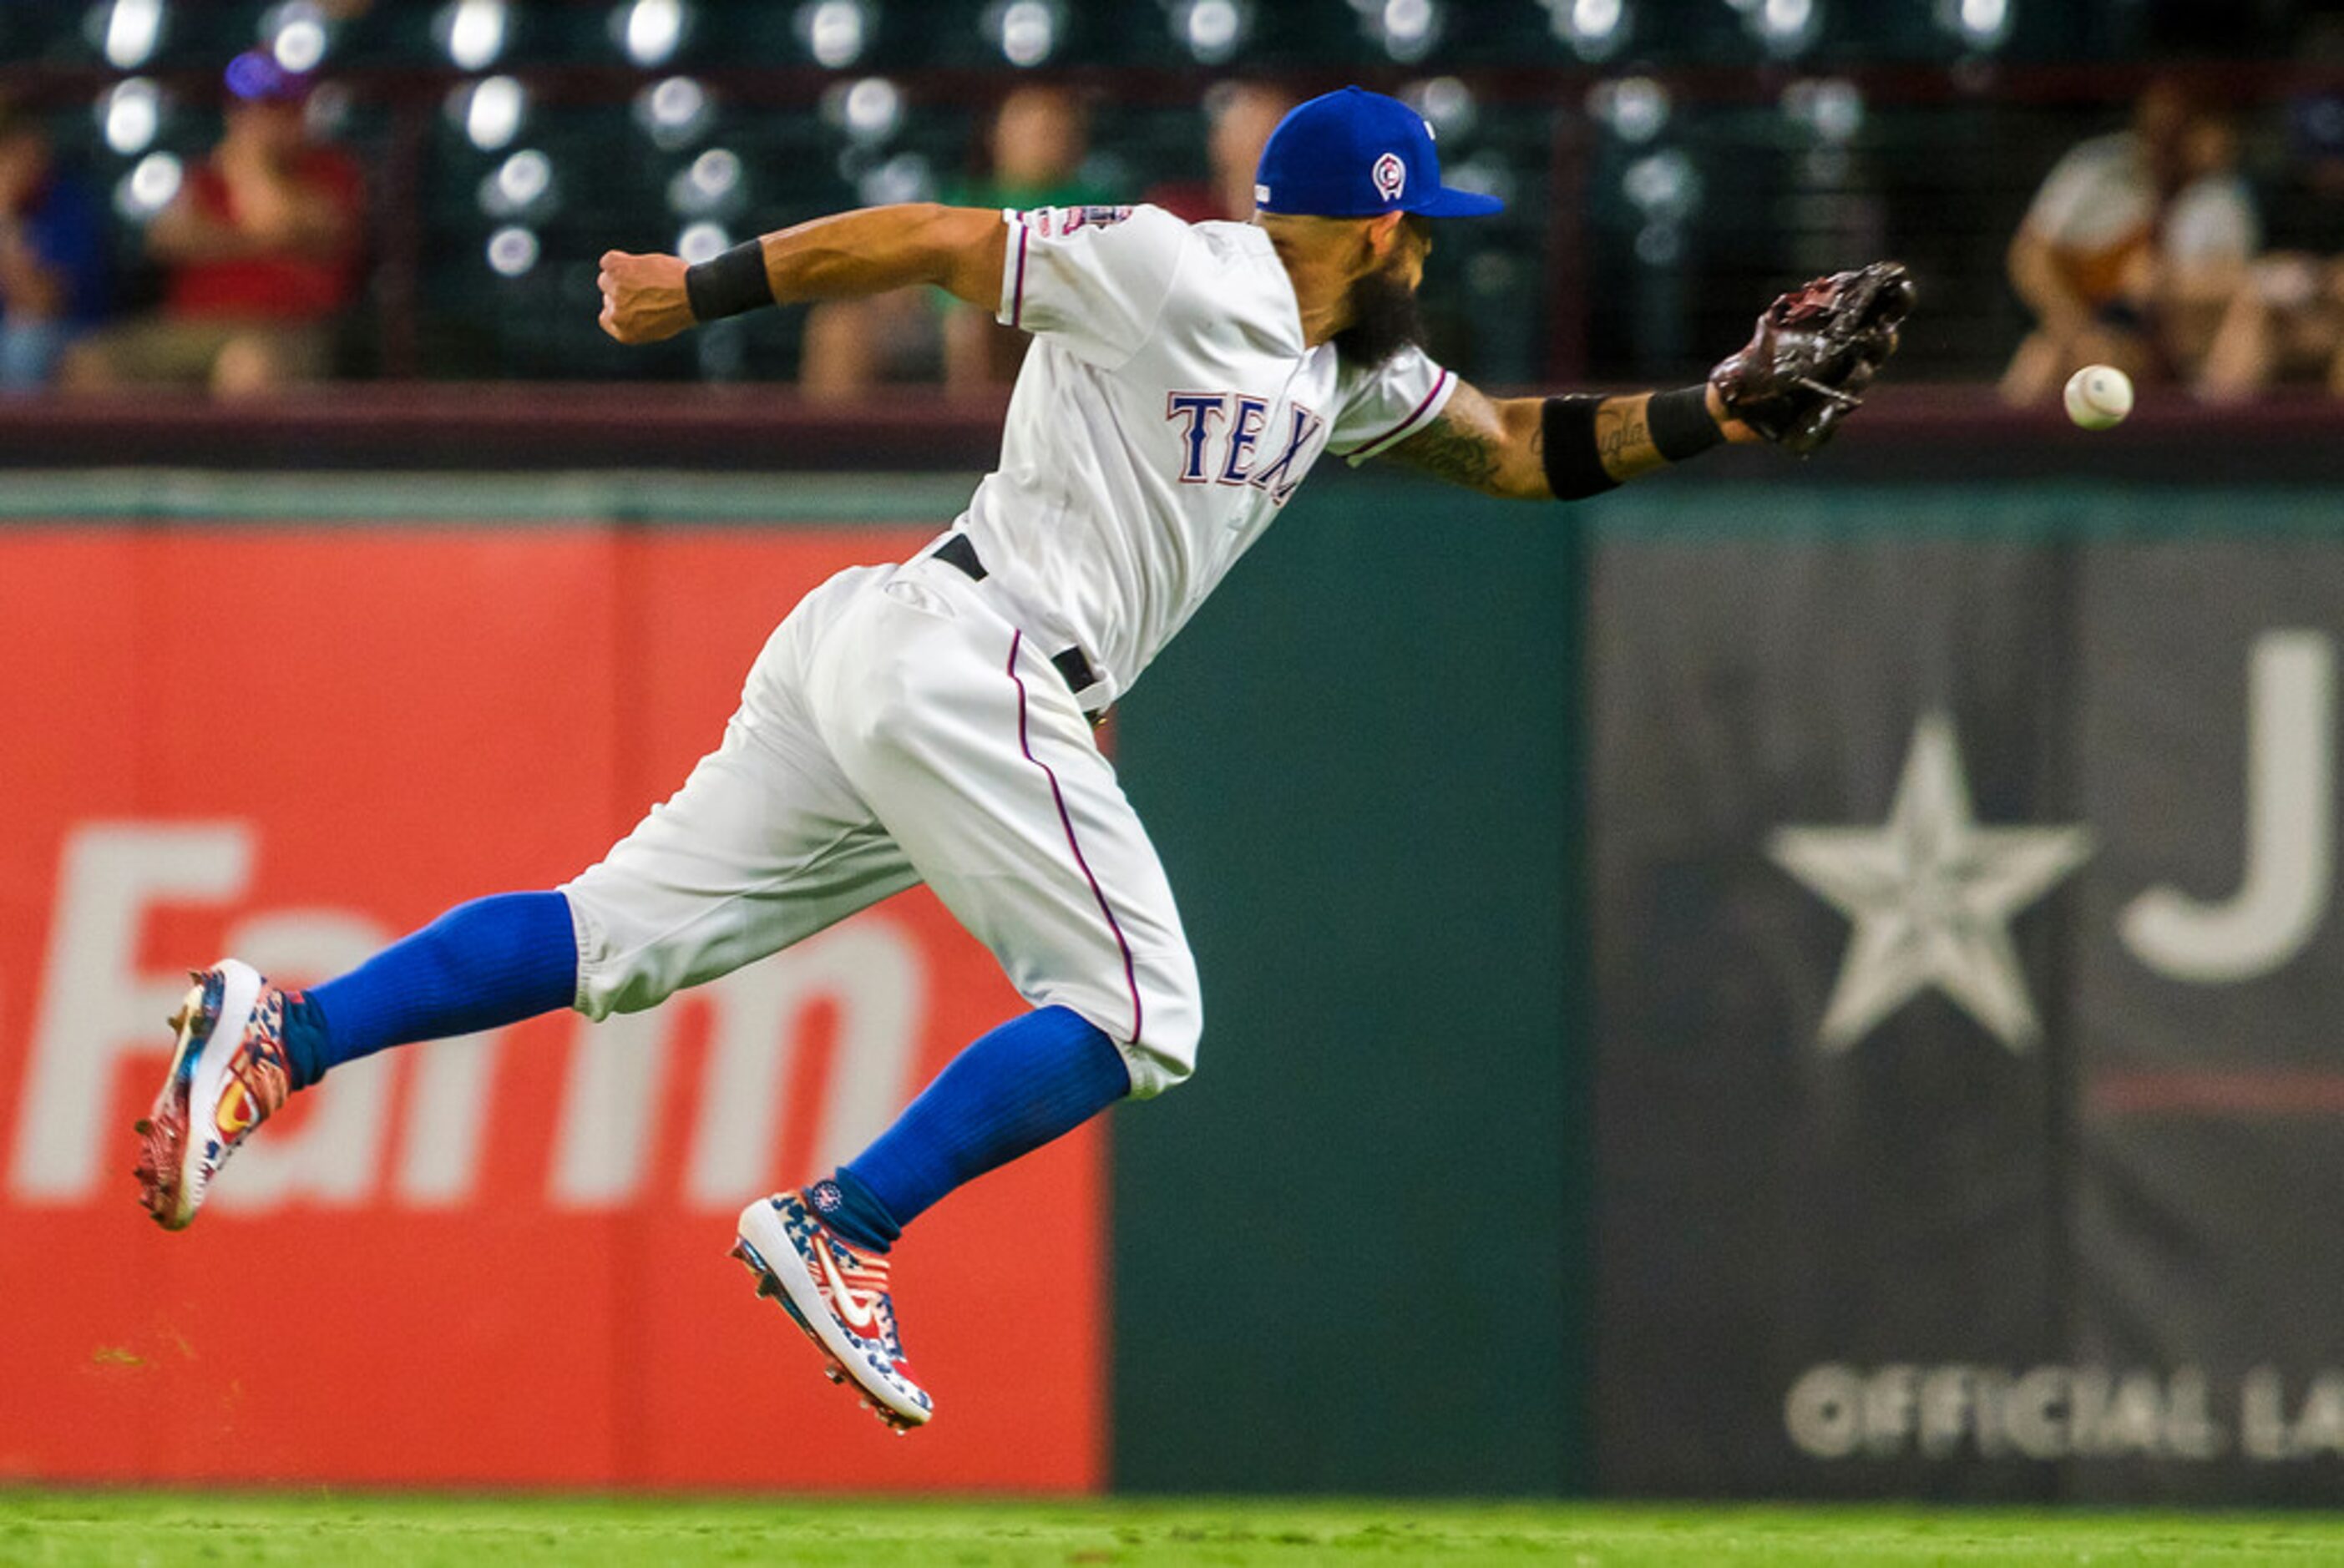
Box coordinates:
[2198,94,2344,401]
[800,83,1111,401]
[63,53,362,399]
[2000,80,2259,404]
[2151,109,2260,382]
[1145,81,1294,225]
[0,103,108,392]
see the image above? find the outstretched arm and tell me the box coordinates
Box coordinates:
[598,203,1006,343]
[1395,262,1912,494]
[1385,377,1757,501]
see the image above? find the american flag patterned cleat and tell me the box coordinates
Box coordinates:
[732,1188,934,1432]
[132,959,294,1231]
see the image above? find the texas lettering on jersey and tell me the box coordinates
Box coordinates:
[1164,392,1327,504]
[973,202,1456,706]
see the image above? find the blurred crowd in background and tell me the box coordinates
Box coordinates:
[3,0,2344,402]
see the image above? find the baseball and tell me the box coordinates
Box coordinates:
[2063,364,2133,430]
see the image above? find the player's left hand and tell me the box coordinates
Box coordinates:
[598,250,695,344]
[1704,383,1762,444]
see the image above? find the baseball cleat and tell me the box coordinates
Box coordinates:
[732,1189,933,1432]
[132,959,293,1231]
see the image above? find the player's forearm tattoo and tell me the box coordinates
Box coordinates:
[1597,409,1648,471]
[1395,414,1504,492]
[1593,395,1668,482]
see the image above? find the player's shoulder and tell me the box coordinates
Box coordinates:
[1330,341,1443,397]
[1172,215,1283,292]
[1187,215,1273,255]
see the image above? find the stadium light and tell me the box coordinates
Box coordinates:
[1587,76,1671,144]
[453,75,527,151]
[826,76,902,145]
[1634,221,1682,267]
[99,78,161,156]
[667,147,742,216]
[677,220,729,266]
[1369,0,1439,63]
[857,150,934,206]
[95,0,165,69]
[478,147,554,218]
[620,0,686,66]
[1546,0,1629,63]
[486,225,539,277]
[113,150,181,221]
[1173,0,1248,65]
[263,3,331,72]
[1404,76,1476,142]
[798,1,871,69]
[1623,148,1699,222]
[1749,0,1819,57]
[1938,0,2012,49]
[1623,147,1698,269]
[1795,78,1862,142]
[1445,151,1512,207]
[437,0,508,72]
[635,75,712,151]
[991,0,1059,68]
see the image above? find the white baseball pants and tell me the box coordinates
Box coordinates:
[559,554,1200,1097]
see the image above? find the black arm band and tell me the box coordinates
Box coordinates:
[1647,384,1725,462]
[682,240,776,322]
[1540,394,1619,501]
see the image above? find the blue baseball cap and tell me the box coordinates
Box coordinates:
[1254,86,1503,220]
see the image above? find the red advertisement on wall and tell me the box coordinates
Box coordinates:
[0,526,1103,1490]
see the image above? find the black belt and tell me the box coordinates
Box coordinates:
[933,533,1106,701]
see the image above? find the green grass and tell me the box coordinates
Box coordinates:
[5,1494,2343,1566]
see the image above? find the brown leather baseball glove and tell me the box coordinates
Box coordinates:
[1709,261,1914,455]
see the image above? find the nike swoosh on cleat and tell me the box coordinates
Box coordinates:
[810,1237,883,1334]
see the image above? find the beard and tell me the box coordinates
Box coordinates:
[1331,263,1425,371]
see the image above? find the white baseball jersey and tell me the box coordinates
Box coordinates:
[563,202,1444,1082]
[955,202,1457,709]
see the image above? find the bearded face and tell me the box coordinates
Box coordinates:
[1331,219,1430,370]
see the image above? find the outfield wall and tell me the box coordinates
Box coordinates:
[0,502,1102,1490]
[1583,488,2344,1505]
[5,407,2344,1503]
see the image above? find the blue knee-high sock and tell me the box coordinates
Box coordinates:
[280,890,579,1089]
[811,1005,1132,1253]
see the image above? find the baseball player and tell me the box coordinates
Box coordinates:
[134,87,1907,1431]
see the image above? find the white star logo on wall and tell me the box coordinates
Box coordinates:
[1768,712,2095,1053]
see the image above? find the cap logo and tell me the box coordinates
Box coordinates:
[1371,151,1406,204]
